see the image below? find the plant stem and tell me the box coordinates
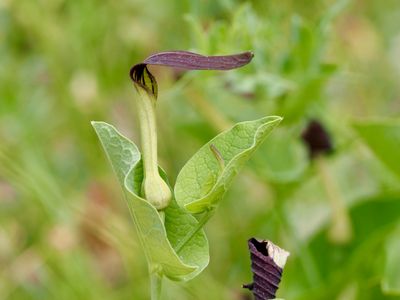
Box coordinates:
[316,156,353,243]
[185,88,232,132]
[273,201,322,287]
[150,271,162,300]
[176,209,214,253]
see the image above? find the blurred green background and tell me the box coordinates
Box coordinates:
[1,0,400,299]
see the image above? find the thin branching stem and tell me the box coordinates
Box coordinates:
[316,156,353,243]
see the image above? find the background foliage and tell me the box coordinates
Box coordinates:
[1,0,400,299]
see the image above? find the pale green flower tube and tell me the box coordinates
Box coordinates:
[134,80,171,211]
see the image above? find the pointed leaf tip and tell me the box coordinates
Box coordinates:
[91,121,101,126]
[175,116,282,214]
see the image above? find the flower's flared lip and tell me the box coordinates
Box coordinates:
[130,50,253,82]
[129,50,254,99]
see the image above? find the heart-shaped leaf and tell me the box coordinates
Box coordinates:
[92,121,209,281]
[174,116,282,214]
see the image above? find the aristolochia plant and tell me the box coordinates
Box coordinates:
[92,51,282,299]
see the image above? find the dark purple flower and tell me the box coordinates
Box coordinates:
[243,238,289,300]
[301,119,334,159]
[130,50,254,98]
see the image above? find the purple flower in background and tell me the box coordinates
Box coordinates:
[243,238,290,300]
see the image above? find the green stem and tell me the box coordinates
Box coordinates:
[150,271,162,300]
[273,203,322,287]
[316,157,353,243]
[185,88,232,132]
[176,210,214,253]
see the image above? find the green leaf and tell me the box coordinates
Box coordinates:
[353,119,400,178]
[174,116,282,213]
[382,224,400,295]
[283,194,400,298]
[92,121,209,281]
[249,128,308,183]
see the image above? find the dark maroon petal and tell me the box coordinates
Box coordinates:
[143,51,254,70]
[301,119,334,159]
[130,50,254,99]
[243,238,287,300]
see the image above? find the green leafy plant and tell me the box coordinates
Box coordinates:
[92,51,281,299]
